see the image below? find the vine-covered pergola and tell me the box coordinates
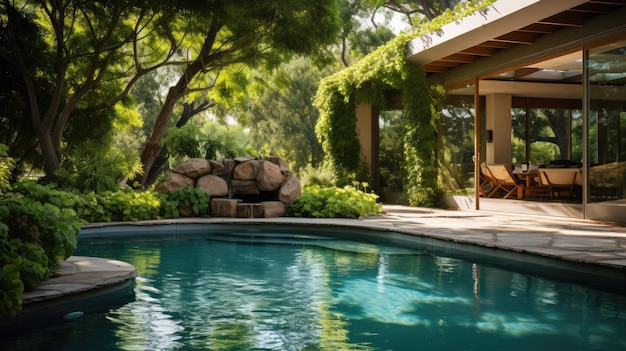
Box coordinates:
[313,1,494,207]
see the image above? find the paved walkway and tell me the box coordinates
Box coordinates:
[368,205,626,269]
[17,205,626,312]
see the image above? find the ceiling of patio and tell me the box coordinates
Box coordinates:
[411,0,626,84]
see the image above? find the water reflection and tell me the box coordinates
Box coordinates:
[12,236,625,351]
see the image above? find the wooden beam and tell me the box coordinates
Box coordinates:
[514,68,540,79]
[426,60,462,68]
[492,31,539,44]
[517,23,560,34]
[571,3,620,14]
[438,53,477,64]
[478,41,514,49]
[423,65,454,73]
[460,46,496,57]
[538,12,590,27]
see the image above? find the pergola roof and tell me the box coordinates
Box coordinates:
[406,0,626,83]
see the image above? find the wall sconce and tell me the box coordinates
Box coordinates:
[486,130,493,143]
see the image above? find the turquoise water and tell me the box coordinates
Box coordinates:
[6,231,626,350]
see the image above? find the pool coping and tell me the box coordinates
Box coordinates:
[2,256,136,329]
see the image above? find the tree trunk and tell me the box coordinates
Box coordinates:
[36,129,60,179]
[143,101,214,186]
[139,21,221,185]
[140,85,184,185]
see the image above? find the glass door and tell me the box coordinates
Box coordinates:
[586,39,626,221]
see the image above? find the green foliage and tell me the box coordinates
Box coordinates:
[0,181,85,318]
[57,139,142,193]
[93,189,163,222]
[298,162,336,187]
[229,57,329,172]
[0,199,79,267]
[163,186,209,218]
[0,223,24,318]
[2,235,48,292]
[165,122,256,162]
[379,110,406,189]
[0,258,24,318]
[314,0,495,207]
[286,185,381,219]
[0,144,15,193]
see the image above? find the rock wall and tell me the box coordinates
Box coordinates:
[157,157,302,218]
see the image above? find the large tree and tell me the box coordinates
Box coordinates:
[231,57,329,172]
[1,0,340,185]
[361,0,462,26]
[138,0,340,185]
[1,0,181,179]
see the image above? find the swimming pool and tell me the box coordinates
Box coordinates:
[6,225,626,350]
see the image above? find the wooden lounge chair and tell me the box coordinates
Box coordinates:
[479,164,496,197]
[538,168,582,201]
[484,164,524,199]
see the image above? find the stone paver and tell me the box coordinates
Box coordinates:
[21,256,136,305]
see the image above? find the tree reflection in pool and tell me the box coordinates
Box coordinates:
[7,230,626,351]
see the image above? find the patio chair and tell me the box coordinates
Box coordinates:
[538,168,582,201]
[479,164,496,197]
[483,164,524,199]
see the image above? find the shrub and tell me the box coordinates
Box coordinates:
[0,223,24,318]
[0,191,81,318]
[297,162,336,187]
[96,189,162,222]
[0,144,15,193]
[286,185,381,219]
[162,186,209,218]
[0,199,80,267]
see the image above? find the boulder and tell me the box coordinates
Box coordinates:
[231,180,260,195]
[263,201,286,218]
[173,158,211,178]
[269,156,291,174]
[257,160,283,191]
[209,159,227,176]
[234,157,254,163]
[159,173,194,194]
[222,159,236,176]
[279,176,302,204]
[233,160,259,180]
[196,174,229,197]
[210,198,240,217]
[157,156,301,217]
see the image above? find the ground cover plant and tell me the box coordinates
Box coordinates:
[287,184,381,219]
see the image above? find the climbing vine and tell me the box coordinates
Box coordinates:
[314,0,495,206]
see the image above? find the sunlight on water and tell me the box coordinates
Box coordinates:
[334,278,471,326]
[6,234,626,351]
[476,312,556,336]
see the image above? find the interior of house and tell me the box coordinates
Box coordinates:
[441,38,626,219]
[372,1,626,222]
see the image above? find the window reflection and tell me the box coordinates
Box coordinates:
[511,104,582,167]
[588,41,626,202]
[441,94,476,195]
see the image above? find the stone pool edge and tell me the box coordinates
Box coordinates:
[6,206,626,325]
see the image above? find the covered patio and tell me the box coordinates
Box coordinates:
[359,0,626,223]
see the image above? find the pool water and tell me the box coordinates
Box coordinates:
[6,231,626,350]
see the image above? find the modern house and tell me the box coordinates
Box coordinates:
[356,0,626,223]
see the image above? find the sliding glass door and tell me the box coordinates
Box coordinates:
[586,39,626,221]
